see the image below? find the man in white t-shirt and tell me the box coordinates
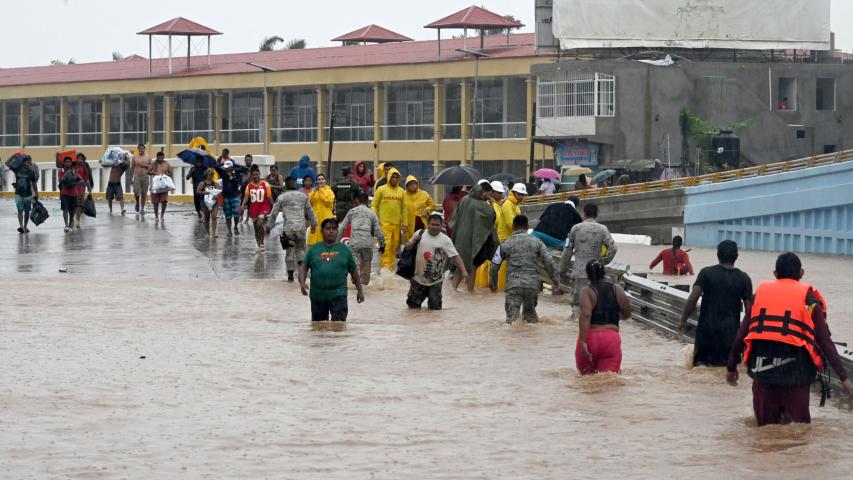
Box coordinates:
[404,213,468,310]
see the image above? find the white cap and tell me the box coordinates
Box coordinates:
[222,160,234,169]
[511,183,528,195]
[489,181,506,193]
[477,179,490,186]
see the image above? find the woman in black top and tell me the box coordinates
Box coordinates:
[576,260,632,374]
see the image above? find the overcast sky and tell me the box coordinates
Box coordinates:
[1,0,852,67]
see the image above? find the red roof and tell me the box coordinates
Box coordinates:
[137,17,222,36]
[332,25,414,44]
[0,33,537,89]
[425,6,524,29]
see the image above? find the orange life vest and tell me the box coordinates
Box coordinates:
[743,279,824,370]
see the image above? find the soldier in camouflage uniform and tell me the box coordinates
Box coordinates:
[266,176,318,282]
[559,202,617,310]
[338,192,386,285]
[490,215,560,324]
[332,166,361,221]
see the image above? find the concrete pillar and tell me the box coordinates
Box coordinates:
[460,80,471,165]
[263,87,273,155]
[317,87,327,169]
[164,95,174,157]
[101,95,110,151]
[373,82,383,173]
[20,101,28,148]
[214,92,224,152]
[146,94,155,147]
[59,97,68,150]
[433,80,445,200]
[526,75,537,176]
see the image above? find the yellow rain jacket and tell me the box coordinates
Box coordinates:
[475,198,507,290]
[497,193,522,242]
[374,163,387,191]
[403,176,435,241]
[188,136,217,158]
[372,168,408,269]
[307,184,335,245]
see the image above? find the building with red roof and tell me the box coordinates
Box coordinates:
[0,11,551,185]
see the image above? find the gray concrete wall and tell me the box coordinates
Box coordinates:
[533,60,853,166]
[522,188,687,243]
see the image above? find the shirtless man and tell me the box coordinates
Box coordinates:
[149,151,173,221]
[106,153,130,215]
[130,144,152,214]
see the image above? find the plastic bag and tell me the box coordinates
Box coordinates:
[59,170,83,188]
[6,152,26,171]
[151,174,176,194]
[100,147,130,167]
[30,200,49,226]
[203,186,222,209]
[681,344,695,369]
[82,194,96,218]
[269,215,284,238]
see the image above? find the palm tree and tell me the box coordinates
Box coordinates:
[286,38,306,50]
[112,52,124,61]
[259,36,284,51]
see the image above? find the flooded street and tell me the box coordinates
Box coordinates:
[1,199,851,479]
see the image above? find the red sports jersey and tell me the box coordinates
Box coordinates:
[245,181,273,218]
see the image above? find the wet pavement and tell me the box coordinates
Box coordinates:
[0,198,287,280]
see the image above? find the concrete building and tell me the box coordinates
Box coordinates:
[0,9,551,192]
[532,59,853,171]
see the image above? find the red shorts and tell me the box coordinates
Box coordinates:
[576,328,622,375]
[151,192,169,203]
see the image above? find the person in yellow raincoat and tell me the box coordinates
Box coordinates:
[498,183,528,241]
[403,175,435,241]
[307,173,335,246]
[372,168,408,269]
[475,180,508,289]
[374,162,396,191]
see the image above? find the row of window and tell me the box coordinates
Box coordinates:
[0,78,529,148]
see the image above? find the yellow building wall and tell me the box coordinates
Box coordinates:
[0,56,555,173]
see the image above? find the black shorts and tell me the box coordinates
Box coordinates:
[311,296,348,321]
[60,194,78,212]
[106,182,123,201]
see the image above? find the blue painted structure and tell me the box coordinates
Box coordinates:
[685,161,853,255]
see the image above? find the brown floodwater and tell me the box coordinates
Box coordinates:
[2,272,852,479]
[0,200,851,478]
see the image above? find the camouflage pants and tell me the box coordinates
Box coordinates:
[505,287,540,324]
[282,229,307,273]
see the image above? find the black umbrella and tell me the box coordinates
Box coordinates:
[488,172,519,184]
[429,165,482,186]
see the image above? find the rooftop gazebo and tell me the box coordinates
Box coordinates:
[425,5,524,57]
[332,25,414,46]
[137,17,222,76]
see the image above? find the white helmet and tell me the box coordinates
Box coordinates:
[489,180,506,193]
[511,183,528,195]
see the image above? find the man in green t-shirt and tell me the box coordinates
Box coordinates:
[300,218,365,321]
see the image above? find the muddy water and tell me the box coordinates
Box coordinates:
[2,272,852,479]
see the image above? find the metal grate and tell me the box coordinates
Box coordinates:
[537,71,616,119]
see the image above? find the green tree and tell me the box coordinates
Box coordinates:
[50,58,75,66]
[259,36,284,51]
[112,52,124,61]
[286,38,306,50]
[678,107,752,172]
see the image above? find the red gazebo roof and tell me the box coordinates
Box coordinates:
[332,25,413,44]
[137,17,222,36]
[425,6,524,29]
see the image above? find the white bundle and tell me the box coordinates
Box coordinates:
[204,186,222,209]
[100,147,131,167]
[151,174,176,194]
